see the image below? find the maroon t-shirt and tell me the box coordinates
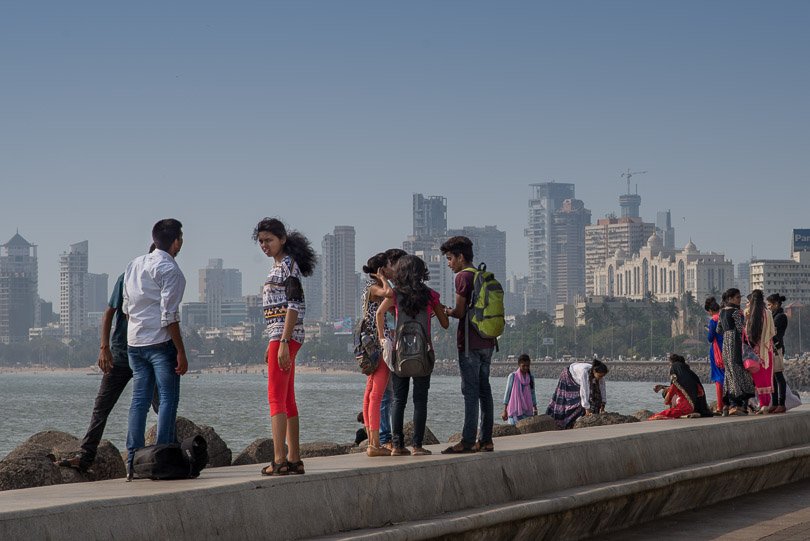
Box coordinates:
[455,270,497,351]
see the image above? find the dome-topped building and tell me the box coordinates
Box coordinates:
[593,233,733,303]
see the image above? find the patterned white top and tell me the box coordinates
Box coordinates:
[263,255,305,343]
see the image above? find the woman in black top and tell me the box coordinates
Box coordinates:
[767,293,789,413]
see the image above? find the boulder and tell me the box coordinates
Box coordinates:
[0,443,62,491]
[516,415,557,434]
[53,439,126,483]
[447,432,462,444]
[25,430,77,449]
[146,417,232,468]
[298,442,353,458]
[573,412,640,429]
[631,410,656,421]
[491,424,521,438]
[232,439,275,466]
[402,422,440,446]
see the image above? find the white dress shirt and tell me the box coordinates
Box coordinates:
[123,249,186,347]
[569,362,607,409]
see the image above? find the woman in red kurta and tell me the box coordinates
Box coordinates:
[649,354,713,420]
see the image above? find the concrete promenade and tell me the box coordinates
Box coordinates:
[2,407,810,540]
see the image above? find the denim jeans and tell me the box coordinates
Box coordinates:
[126,341,180,463]
[459,348,494,446]
[379,382,393,444]
[390,372,431,448]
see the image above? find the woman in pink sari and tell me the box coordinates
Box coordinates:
[744,290,776,413]
[501,354,537,425]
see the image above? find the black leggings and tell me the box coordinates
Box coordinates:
[772,371,787,407]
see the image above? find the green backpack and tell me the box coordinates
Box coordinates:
[463,263,505,344]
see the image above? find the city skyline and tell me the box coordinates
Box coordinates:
[2,2,808,304]
[2,181,804,310]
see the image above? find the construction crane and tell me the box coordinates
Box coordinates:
[620,169,647,194]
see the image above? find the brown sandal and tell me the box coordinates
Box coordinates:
[261,460,290,476]
[287,460,305,474]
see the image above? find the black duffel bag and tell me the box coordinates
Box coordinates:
[131,435,208,480]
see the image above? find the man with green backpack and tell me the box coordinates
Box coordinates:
[440,236,505,454]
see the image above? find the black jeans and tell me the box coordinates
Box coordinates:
[390,372,431,448]
[79,362,159,466]
[772,371,787,407]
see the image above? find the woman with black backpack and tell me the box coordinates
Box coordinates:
[375,255,449,456]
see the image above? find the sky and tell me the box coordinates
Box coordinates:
[2,1,809,304]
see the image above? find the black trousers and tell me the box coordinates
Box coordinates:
[79,362,159,465]
[390,372,431,448]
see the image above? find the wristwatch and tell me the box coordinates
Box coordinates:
[280,338,290,344]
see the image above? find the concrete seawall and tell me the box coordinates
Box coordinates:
[3,408,810,540]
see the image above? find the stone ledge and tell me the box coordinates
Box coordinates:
[2,408,810,540]
[329,445,810,540]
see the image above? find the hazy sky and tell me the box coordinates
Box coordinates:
[2,1,808,304]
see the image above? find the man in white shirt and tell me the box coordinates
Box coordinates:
[123,219,188,479]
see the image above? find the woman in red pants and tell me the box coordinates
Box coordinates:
[254,218,316,476]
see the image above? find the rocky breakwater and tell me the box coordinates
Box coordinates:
[0,431,125,491]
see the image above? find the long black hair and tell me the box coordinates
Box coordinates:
[591,359,609,376]
[746,289,766,344]
[362,253,388,276]
[252,218,316,277]
[704,296,720,313]
[392,255,432,317]
[767,293,786,307]
[722,288,741,307]
[518,353,534,389]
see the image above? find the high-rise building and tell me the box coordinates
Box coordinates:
[0,232,38,344]
[303,253,323,322]
[585,216,656,295]
[412,194,447,239]
[198,258,242,328]
[656,210,676,250]
[551,199,591,305]
[736,261,751,293]
[86,273,109,313]
[525,182,577,314]
[322,226,357,321]
[446,225,507,282]
[60,241,89,338]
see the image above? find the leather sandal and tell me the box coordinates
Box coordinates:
[287,460,305,474]
[261,460,290,476]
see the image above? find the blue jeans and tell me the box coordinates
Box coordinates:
[459,348,494,446]
[126,341,180,463]
[379,383,393,444]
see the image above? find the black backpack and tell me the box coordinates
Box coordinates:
[392,292,435,378]
[131,435,208,480]
[353,289,381,376]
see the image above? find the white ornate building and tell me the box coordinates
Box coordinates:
[592,233,733,303]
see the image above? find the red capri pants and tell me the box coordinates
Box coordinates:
[267,339,302,417]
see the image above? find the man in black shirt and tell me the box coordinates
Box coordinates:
[58,253,159,472]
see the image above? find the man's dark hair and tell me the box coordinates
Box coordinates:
[384,248,407,266]
[152,219,183,251]
[440,236,474,263]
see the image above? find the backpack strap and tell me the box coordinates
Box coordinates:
[461,267,476,354]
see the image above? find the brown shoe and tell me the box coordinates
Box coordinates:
[391,447,411,456]
[366,445,392,457]
[411,447,432,456]
[773,406,787,414]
